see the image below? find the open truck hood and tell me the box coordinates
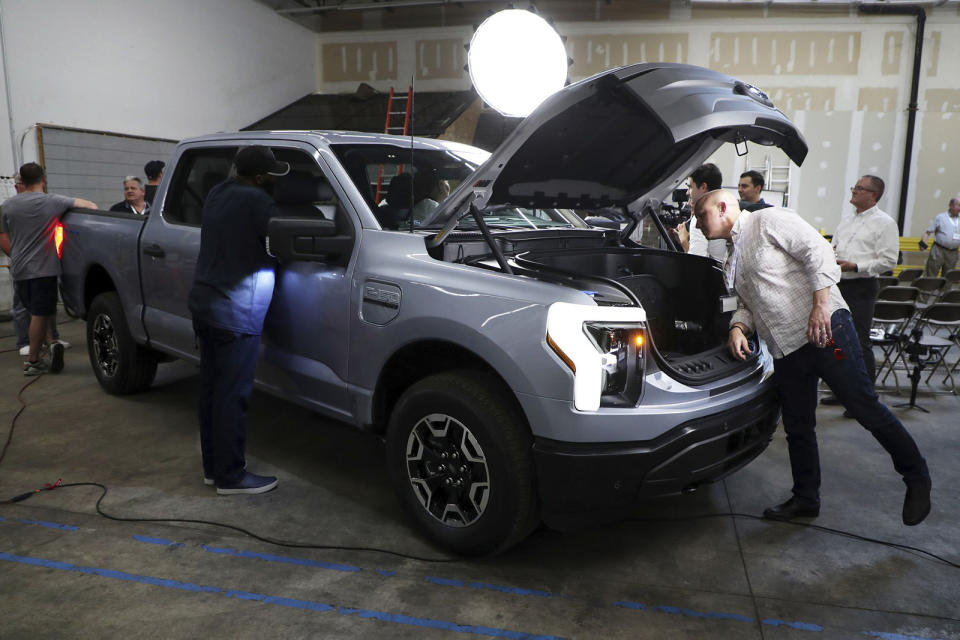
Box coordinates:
[434,62,806,221]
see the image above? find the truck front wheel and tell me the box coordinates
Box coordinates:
[386,371,539,556]
[86,292,158,395]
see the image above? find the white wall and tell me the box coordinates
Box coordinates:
[0,0,318,175]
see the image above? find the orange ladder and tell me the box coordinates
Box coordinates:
[375,86,413,203]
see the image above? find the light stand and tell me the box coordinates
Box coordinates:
[894,329,931,412]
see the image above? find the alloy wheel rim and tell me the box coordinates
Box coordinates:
[405,413,490,527]
[91,313,120,378]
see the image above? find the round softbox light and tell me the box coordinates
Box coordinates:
[467,9,567,118]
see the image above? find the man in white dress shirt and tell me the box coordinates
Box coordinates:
[823,175,898,402]
[919,198,960,277]
[693,189,931,526]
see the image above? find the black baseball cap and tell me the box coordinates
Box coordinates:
[143,160,165,180]
[234,146,290,177]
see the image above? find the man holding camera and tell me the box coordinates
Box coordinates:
[918,198,960,277]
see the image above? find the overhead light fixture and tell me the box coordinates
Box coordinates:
[467,9,567,118]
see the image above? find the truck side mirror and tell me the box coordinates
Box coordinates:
[267,217,351,262]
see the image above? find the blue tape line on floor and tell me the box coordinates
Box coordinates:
[865,632,944,640]
[0,551,565,640]
[761,618,823,631]
[617,601,823,631]
[201,545,361,573]
[133,535,183,548]
[17,518,79,531]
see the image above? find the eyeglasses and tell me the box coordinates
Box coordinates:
[850,186,877,193]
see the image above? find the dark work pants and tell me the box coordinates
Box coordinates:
[837,278,880,382]
[772,309,929,503]
[197,323,261,485]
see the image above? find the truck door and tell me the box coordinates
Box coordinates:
[140,144,238,358]
[140,140,354,420]
[255,144,354,420]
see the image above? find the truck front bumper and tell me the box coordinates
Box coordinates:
[531,388,780,515]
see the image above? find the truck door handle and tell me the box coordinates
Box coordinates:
[143,243,166,258]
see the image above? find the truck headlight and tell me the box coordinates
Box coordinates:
[545,302,647,411]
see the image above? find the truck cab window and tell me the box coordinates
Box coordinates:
[163,147,238,226]
[271,148,342,223]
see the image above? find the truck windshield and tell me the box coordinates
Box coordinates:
[331,143,587,231]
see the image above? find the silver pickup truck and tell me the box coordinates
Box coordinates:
[60,63,807,555]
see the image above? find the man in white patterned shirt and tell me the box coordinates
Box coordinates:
[821,175,898,406]
[693,190,931,526]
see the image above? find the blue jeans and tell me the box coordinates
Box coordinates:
[196,323,261,485]
[772,309,929,503]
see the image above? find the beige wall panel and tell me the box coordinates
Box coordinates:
[691,7,764,19]
[926,89,960,113]
[567,34,687,77]
[766,6,851,19]
[881,31,903,76]
[765,87,836,112]
[859,88,898,112]
[710,33,860,75]
[416,39,466,80]
[321,41,398,83]
[858,112,898,208]
[927,31,941,77]
[794,112,853,232]
[912,112,960,235]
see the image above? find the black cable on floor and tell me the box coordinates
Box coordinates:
[628,512,960,570]
[0,376,42,467]
[11,481,457,563]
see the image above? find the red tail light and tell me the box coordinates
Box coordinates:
[55,222,64,259]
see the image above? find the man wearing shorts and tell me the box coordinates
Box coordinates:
[0,163,96,375]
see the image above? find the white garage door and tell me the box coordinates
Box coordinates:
[38,125,177,209]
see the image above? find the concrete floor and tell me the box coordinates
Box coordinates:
[0,315,958,640]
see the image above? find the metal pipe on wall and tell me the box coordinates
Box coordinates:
[859,4,925,234]
[0,1,20,171]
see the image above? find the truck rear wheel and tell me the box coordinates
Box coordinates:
[87,292,158,395]
[386,370,539,556]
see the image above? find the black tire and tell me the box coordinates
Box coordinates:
[386,370,539,556]
[86,292,158,395]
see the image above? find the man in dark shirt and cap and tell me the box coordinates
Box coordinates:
[143,160,165,206]
[188,146,289,494]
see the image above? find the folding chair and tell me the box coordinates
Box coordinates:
[945,269,960,291]
[877,275,899,290]
[876,285,919,303]
[871,301,916,393]
[913,303,960,392]
[911,276,947,307]
[940,289,960,304]
[897,267,923,283]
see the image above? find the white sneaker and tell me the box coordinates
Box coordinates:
[18,345,30,356]
[54,339,72,350]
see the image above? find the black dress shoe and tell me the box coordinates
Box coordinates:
[902,480,931,526]
[820,395,841,405]
[763,497,820,521]
[842,410,854,419]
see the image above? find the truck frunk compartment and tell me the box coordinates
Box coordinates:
[516,247,757,384]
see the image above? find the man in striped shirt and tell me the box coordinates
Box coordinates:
[693,189,931,526]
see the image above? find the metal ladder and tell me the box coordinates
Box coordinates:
[750,153,793,207]
[375,86,413,203]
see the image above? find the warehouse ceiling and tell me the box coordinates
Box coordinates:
[257,0,957,33]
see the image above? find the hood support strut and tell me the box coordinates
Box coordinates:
[470,202,513,274]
